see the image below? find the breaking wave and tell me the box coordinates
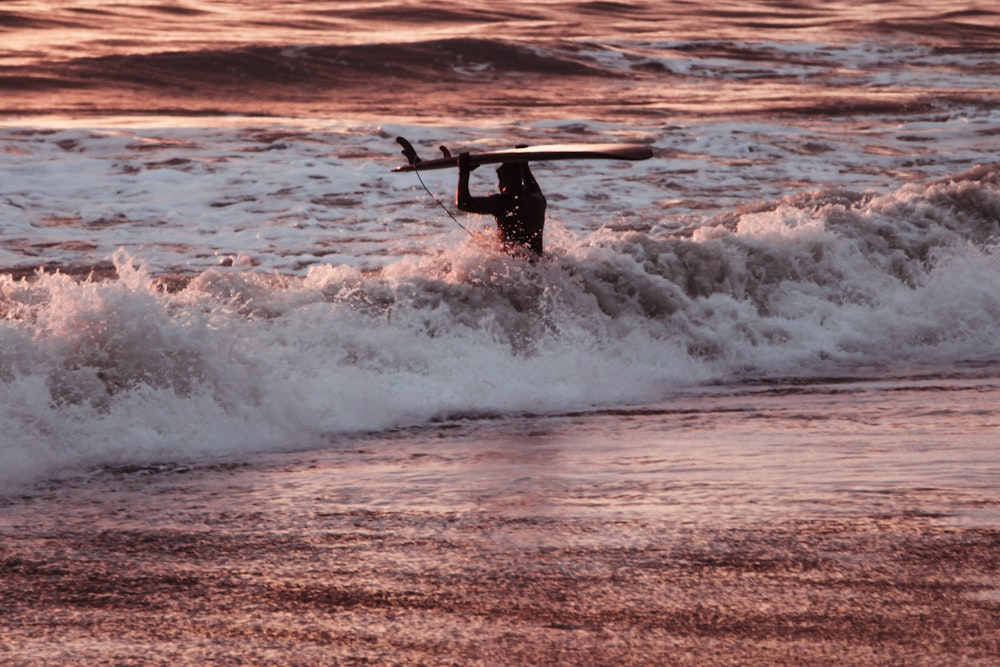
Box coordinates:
[1,163,999,490]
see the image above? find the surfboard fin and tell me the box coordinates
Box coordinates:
[439,146,452,158]
[396,136,421,165]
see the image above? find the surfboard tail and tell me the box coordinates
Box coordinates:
[396,137,421,165]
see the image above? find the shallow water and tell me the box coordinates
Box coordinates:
[2,372,998,664]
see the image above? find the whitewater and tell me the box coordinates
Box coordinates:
[2,114,999,492]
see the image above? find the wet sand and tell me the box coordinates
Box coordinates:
[2,437,998,667]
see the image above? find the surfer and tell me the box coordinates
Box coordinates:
[456,152,546,257]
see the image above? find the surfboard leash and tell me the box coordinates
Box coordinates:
[397,137,473,237]
[412,166,474,237]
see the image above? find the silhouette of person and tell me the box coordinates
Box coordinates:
[456,152,546,256]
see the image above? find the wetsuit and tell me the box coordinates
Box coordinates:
[456,153,546,256]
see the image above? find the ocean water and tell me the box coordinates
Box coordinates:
[0,0,998,515]
[2,3,999,664]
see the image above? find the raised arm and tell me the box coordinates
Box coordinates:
[456,153,498,215]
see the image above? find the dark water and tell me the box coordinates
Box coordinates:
[2,0,999,120]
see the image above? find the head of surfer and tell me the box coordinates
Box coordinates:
[496,162,524,192]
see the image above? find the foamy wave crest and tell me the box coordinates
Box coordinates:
[574,163,1000,369]
[0,247,703,492]
[2,165,999,491]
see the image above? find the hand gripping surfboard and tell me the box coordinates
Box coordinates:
[392,137,653,172]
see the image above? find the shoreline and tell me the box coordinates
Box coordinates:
[2,444,998,666]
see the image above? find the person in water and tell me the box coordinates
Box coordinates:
[456,152,546,256]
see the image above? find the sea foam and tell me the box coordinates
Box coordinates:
[1,163,999,491]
